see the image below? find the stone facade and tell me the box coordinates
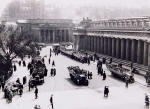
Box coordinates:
[74,17,150,66]
[17,19,74,43]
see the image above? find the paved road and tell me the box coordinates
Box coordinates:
[1,45,150,109]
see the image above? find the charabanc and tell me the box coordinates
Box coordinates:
[68,66,88,86]
[106,63,135,83]
[30,76,44,88]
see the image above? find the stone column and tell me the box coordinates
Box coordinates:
[60,30,63,42]
[50,30,53,43]
[148,42,150,66]
[112,38,116,57]
[126,39,131,61]
[101,37,104,54]
[108,37,112,56]
[98,37,101,53]
[89,36,92,51]
[94,36,97,52]
[81,36,84,50]
[137,40,144,64]
[39,30,42,42]
[121,38,126,59]
[45,30,48,43]
[53,30,55,43]
[47,30,50,43]
[96,36,99,53]
[84,36,87,51]
[66,30,69,42]
[90,36,93,52]
[87,36,90,51]
[63,30,66,42]
[78,36,81,50]
[131,39,138,63]
[83,36,87,50]
[92,36,95,52]
[143,41,148,66]
[116,38,121,58]
[104,37,108,55]
[43,30,46,42]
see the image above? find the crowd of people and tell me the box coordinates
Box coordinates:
[0,47,59,105]
[1,45,149,108]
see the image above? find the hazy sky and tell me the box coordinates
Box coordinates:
[44,0,150,8]
[0,0,150,19]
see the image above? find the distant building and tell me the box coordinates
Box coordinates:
[74,17,150,68]
[17,19,74,43]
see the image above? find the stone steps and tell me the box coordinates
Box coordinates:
[87,51,148,76]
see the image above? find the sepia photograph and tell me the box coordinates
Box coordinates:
[0,0,150,109]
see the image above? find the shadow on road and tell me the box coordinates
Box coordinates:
[65,78,88,89]
[108,75,125,83]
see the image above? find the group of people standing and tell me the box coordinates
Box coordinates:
[2,58,29,103]
[97,60,106,80]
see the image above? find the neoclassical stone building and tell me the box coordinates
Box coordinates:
[17,19,74,43]
[74,17,150,67]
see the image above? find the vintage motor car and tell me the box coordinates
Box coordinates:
[68,66,89,86]
[29,76,44,88]
[106,63,134,83]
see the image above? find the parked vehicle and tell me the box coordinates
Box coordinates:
[67,66,89,86]
[29,76,44,88]
[106,63,134,83]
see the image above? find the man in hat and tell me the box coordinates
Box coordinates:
[50,94,54,109]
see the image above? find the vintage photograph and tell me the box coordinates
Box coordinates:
[0,0,150,109]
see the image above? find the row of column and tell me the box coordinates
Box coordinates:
[40,29,70,43]
[78,35,149,66]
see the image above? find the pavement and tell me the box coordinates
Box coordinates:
[0,45,150,109]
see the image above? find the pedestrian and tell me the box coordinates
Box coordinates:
[87,57,90,65]
[50,68,54,76]
[28,80,31,91]
[27,63,32,70]
[23,61,26,67]
[30,68,33,75]
[44,68,48,76]
[19,88,23,97]
[42,58,45,63]
[13,64,17,71]
[16,78,20,84]
[23,76,27,85]
[90,72,93,79]
[52,61,55,67]
[53,68,56,76]
[87,71,90,79]
[97,66,101,75]
[104,86,109,97]
[19,61,21,66]
[28,55,30,59]
[34,87,38,99]
[50,94,54,109]
[34,105,41,109]
[145,94,149,107]
[125,77,129,88]
[7,91,12,103]
[100,68,103,76]
[49,58,51,64]
[109,58,112,64]
[50,48,52,54]
[1,81,5,91]
[103,71,106,80]
[4,86,8,98]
